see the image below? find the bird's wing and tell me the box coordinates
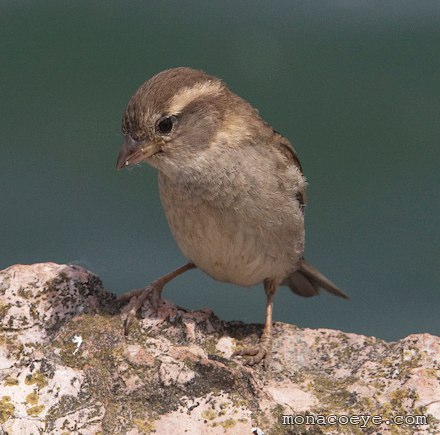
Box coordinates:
[271,129,307,209]
[272,129,303,173]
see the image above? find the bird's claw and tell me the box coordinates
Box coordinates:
[118,282,163,335]
[233,336,273,369]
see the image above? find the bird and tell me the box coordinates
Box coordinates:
[116,67,348,369]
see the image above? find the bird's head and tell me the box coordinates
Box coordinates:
[116,67,246,171]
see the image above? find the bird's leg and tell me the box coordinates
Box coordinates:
[118,262,195,335]
[234,278,277,369]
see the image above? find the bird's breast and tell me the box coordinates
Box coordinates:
[157,169,304,286]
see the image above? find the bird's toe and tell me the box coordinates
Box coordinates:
[119,283,163,335]
[233,338,273,369]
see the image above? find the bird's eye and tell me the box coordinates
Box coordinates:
[156,116,175,134]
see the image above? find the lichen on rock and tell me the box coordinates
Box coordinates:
[0,263,439,434]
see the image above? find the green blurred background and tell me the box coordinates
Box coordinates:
[1,1,439,341]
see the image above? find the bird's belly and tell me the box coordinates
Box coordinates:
[159,181,303,286]
[170,212,279,286]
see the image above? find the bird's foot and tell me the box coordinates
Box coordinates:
[117,281,163,335]
[233,335,273,369]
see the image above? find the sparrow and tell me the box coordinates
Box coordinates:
[116,67,348,368]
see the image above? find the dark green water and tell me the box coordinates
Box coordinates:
[1,1,439,340]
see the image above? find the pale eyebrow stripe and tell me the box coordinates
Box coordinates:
[167,81,223,115]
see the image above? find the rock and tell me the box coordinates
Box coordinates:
[0,263,439,434]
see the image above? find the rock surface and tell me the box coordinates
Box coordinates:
[0,263,439,434]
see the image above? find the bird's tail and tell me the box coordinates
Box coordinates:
[283,258,349,299]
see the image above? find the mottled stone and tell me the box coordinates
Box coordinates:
[0,263,439,434]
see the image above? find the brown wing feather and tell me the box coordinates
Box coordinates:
[271,129,307,211]
[272,129,303,174]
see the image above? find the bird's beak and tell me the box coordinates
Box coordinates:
[116,135,162,170]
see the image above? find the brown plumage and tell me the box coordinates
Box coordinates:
[116,67,348,369]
